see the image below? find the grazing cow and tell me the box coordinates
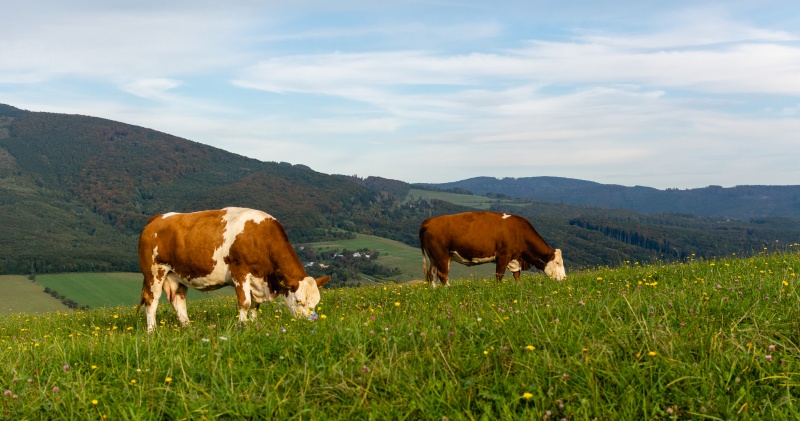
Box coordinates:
[419,211,566,286]
[137,207,329,332]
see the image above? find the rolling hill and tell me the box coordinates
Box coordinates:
[423,176,800,220]
[2,103,799,279]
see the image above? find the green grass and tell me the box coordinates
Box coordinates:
[35,273,234,309]
[0,275,69,315]
[307,233,500,283]
[405,188,500,209]
[2,250,799,419]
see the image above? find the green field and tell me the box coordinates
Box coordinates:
[0,275,70,315]
[35,272,234,309]
[1,251,799,419]
[405,188,500,209]
[306,233,500,282]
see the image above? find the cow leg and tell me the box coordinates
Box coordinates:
[437,259,451,287]
[164,276,190,327]
[494,258,511,282]
[249,301,260,320]
[231,269,253,323]
[507,260,523,282]
[142,267,168,333]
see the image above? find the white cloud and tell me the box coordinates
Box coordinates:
[121,79,182,100]
[2,0,800,189]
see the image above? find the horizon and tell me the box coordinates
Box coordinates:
[3,1,799,189]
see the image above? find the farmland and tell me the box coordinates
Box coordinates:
[0,275,69,315]
[1,250,799,419]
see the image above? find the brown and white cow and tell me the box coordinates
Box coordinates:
[419,211,566,286]
[137,207,329,332]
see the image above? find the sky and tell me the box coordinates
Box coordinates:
[2,0,800,189]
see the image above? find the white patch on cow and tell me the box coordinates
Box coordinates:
[450,251,495,266]
[507,259,521,272]
[543,249,567,281]
[161,212,178,219]
[284,276,321,318]
[502,213,512,219]
[171,207,277,291]
[248,273,271,304]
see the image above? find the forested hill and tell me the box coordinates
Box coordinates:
[0,104,425,273]
[425,176,800,220]
[2,103,799,276]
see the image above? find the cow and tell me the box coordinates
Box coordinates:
[419,211,566,286]
[137,207,329,332]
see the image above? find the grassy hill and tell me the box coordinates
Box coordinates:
[0,251,798,419]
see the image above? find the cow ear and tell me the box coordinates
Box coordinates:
[315,276,331,288]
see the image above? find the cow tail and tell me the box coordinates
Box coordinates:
[422,251,428,283]
[421,249,434,284]
[135,296,145,314]
[419,224,431,284]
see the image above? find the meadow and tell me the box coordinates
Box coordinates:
[1,250,799,419]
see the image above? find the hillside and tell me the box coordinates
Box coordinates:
[2,103,799,277]
[425,176,800,220]
[0,104,385,273]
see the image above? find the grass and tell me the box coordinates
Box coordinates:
[1,250,799,419]
[35,273,234,309]
[405,188,501,210]
[0,275,69,315]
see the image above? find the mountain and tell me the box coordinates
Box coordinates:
[2,103,799,277]
[424,176,800,220]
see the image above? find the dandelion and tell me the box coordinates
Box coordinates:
[648,351,657,357]
[320,314,327,319]
[522,392,533,400]
[526,345,535,351]
[395,302,401,307]
[130,379,137,385]
[165,377,172,384]
[92,399,98,405]
[91,365,97,370]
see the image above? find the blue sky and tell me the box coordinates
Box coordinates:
[2,0,799,188]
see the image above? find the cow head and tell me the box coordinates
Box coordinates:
[284,276,330,319]
[544,249,567,281]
